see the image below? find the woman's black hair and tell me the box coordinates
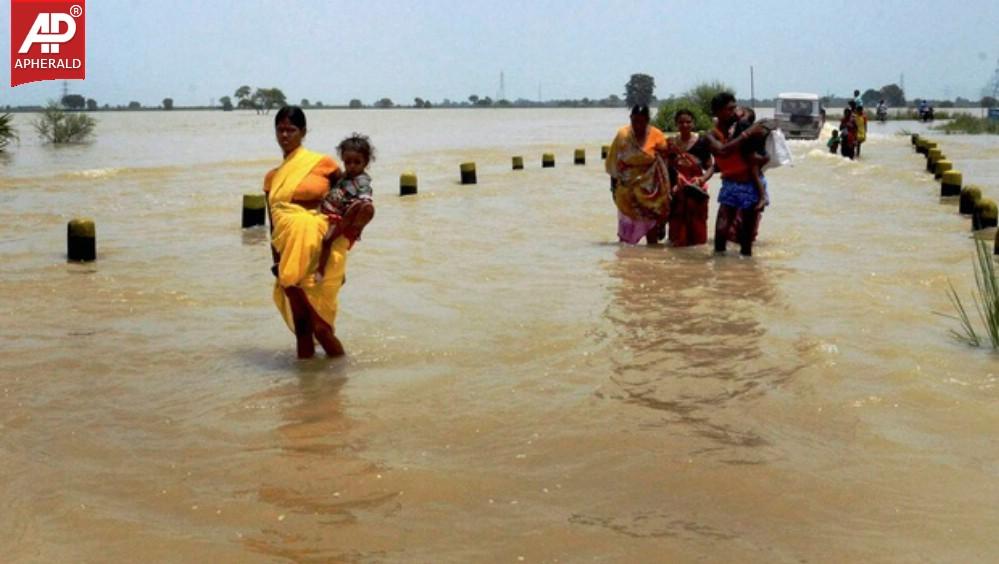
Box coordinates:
[630,104,651,118]
[674,108,695,122]
[275,106,306,129]
[337,132,375,163]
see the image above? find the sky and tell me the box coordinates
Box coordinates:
[2,0,999,107]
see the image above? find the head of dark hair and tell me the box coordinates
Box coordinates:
[630,104,650,118]
[275,106,307,130]
[853,90,860,97]
[337,132,375,163]
[710,92,736,115]
[848,100,857,110]
[741,107,756,124]
[674,108,695,122]
[832,129,839,135]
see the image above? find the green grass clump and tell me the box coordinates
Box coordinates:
[943,239,999,348]
[932,114,999,135]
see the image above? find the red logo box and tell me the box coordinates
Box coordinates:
[10,0,86,87]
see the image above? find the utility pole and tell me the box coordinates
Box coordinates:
[750,66,755,109]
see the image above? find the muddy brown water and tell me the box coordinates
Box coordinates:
[1,109,997,562]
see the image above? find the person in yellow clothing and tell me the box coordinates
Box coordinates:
[265,106,372,359]
[853,102,867,158]
[604,105,671,245]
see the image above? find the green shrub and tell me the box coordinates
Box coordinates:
[34,102,96,143]
[652,81,734,132]
[932,114,999,134]
[0,113,17,151]
[653,97,712,132]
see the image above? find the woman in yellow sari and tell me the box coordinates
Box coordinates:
[605,105,671,245]
[265,106,357,359]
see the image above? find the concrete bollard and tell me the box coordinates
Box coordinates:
[574,148,585,165]
[911,133,919,146]
[400,171,418,196]
[960,185,982,215]
[512,156,524,170]
[973,198,998,230]
[460,162,477,185]
[542,153,555,168]
[601,145,609,159]
[941,170,962,197]
[933,159,952,180]
[67,218,96,262]
[916,138,930,155]
[926,148,943,173]
[242,194,267,228]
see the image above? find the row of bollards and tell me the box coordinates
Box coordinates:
[911,135,999,251]
[66,143,619,262]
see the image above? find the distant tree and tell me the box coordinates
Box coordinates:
[476,96,493,107]
[85,98,97,111]
[374,98,394,108]
[251,87,286,113]
[861,88,880,106]
[468,94,480,105]
[349,98,363,109]
[423,99,433,108]
[414,97,424,108]
[103,103,110,110]
[127,101,141,109]
[34,101,96,143]
[300,98,310,108]
[624,73,656,107]
[981,96,998,108]
[879,84,905,107]
[684,81,733,116]
[496,99,511,107]
[0,113,18,151]
[61,94,86,110]
[315,101,323,107]
[234,85,252,108]
[219,96,233,111]
[162,98,174,110]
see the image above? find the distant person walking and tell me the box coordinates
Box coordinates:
[853,102,867,158]
[665,109,714,247]
[605,105,671,245]
[839,108,856,159]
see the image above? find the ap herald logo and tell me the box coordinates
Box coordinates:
[10,0,86,87]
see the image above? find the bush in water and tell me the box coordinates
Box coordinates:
[34,102,96,144]
[0,113,17,151]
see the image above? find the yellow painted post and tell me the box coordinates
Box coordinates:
[242,194,267,228]
[941,170,962,197]
[67,218,96,262]
[459,162,477,185]
[400,171,418,196]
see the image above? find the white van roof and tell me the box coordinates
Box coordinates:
[777,92,819,100]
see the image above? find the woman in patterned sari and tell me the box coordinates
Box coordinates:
[666,109,714,246]
[265,106,360,359]
[605,105,671,245]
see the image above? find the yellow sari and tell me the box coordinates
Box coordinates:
[605,125,671,220]
[268,147,350,332]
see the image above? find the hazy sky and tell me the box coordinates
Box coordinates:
[3,0,998,107]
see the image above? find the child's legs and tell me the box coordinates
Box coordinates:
[341,200,375,241]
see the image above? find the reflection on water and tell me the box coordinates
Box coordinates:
[598,248,805,464]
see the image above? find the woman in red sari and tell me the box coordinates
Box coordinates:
[666,109,714,246]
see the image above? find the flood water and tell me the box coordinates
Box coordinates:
[2,109,998,562]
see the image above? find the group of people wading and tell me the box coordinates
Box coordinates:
[606,92,773,256]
